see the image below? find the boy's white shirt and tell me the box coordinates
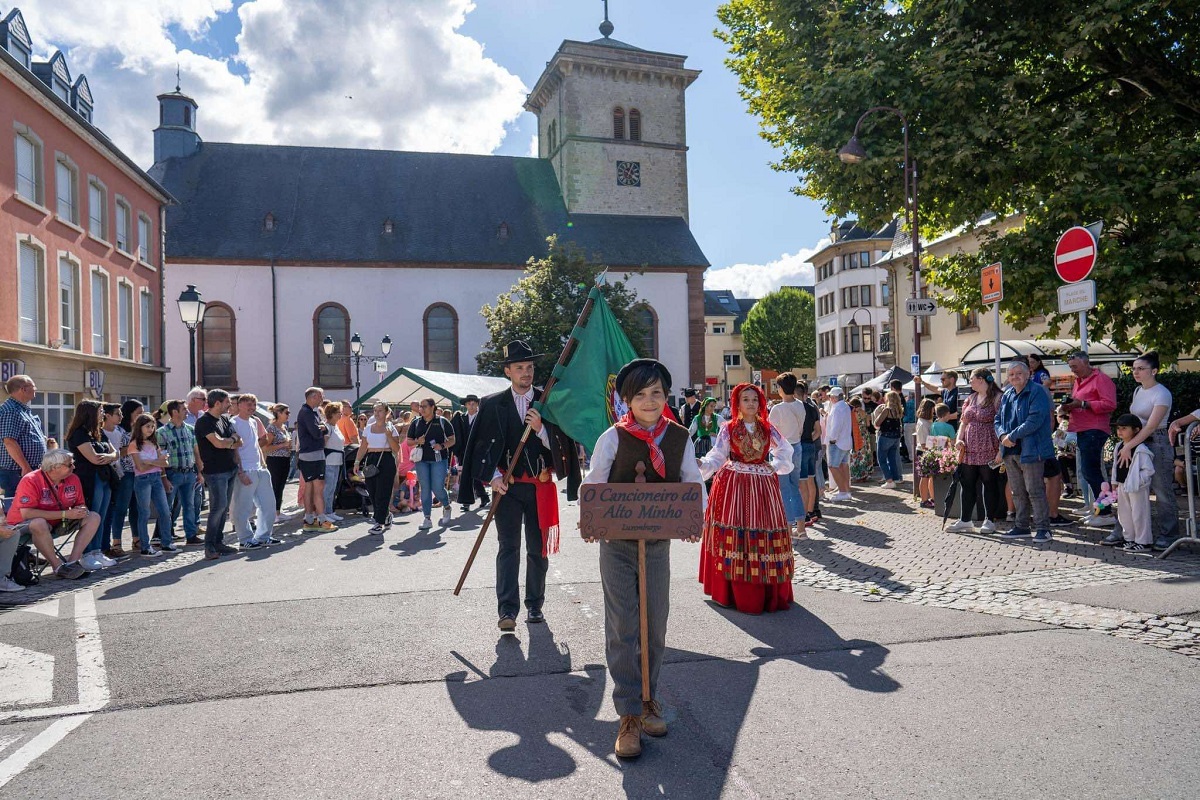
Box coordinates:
[583,424,707,510]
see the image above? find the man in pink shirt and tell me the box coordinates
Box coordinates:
[1061,352,1117,525]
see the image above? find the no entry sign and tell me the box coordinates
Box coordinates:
[1054,227,1097,283]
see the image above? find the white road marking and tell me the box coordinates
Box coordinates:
[0,734,22,755]
[25,599,60,618]
[0,643,54,706]
[0,715,91,788]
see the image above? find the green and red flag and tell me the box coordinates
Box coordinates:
[538,286,639,454]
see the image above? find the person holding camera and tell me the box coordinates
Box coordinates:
[406,398,455,530]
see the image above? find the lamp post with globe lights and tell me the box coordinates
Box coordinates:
[176,285,207,388]
[322,332,392,405]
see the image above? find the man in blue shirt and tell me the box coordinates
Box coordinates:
[994,361,1056,542]
[0,375,46,499]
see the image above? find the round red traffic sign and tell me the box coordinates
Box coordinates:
[1054,226,1097,283]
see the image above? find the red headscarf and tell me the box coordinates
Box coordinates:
[730,382,772,436]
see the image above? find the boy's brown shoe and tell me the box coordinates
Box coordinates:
[615,715,642,758]
[641,700,667,737]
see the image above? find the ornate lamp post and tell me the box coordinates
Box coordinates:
[323,332,392,404]
[176,284,206,388]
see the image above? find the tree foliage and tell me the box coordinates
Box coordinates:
[741,287,816,371]
[477,235,648,377]
[717,0,1200,361]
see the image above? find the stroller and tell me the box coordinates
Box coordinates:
[333,447,372,517]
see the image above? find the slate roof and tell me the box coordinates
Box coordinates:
[704,289,741,317]
[151,142,709,268]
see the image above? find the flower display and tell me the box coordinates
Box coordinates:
[918,445,959,476]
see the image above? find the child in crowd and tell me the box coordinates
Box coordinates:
[581,358,703,760]
[915,398,936,508]
[1053,407,1078,496]
[931,403,956,439]
[1113,413,1156,553]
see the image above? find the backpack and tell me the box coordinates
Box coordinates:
[10,543,39,586]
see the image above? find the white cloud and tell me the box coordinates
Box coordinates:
[14,0,528,166]
[704,239,829,299]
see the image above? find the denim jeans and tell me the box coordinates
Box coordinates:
[322,461,342,516]
[233,467,277,544]
[84,472,113,553]
[415,458,449,516]
[105,471,138,551]
[876,434,902,482]
[166,469,199,538]
[1075,429,1109,506]
[777,442,804,524]
[203,471,238,550]
[134,472,173,550]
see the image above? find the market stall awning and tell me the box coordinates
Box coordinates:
[851,365,913,396]
[356,367,511,410]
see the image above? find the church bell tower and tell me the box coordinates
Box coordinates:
[524,10,700,222]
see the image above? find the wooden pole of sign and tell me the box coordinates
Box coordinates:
[638,539,651,702]
[453,279,604,596]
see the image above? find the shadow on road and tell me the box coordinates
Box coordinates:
[444,599,899,796]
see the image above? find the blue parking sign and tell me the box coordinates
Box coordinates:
[911,354,920,373]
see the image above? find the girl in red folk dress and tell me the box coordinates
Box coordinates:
[699,383,795,614]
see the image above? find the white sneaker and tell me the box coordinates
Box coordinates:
[1089,514,1116,527]
[945,519,976,533]
[833,492,853,502]
[0,575,25,592]
[80,552,107,570]
[883,480,897,489]
[441,507,452,525]
[326,513,344,522]
[979,519,997,533]
[419,517,433,530]
[95,553,118,567]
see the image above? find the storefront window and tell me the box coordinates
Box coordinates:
[31,392,77,442]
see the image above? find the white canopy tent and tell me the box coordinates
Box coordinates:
[850,366,914,397]
[901,361,970,395]
[356,367,510,410]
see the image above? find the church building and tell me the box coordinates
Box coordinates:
[154,18,709,405]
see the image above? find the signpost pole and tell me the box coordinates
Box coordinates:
[1079,311,1089,355]
[994,308,1001,379]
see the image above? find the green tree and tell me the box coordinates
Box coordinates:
[477,235,648,377]
[717,0,1200,361]
[741,287,816,371]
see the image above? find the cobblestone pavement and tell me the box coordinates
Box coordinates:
[793,481,1200,659]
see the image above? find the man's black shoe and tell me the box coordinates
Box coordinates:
[215,544,238,555]
[498,615,517,632]
[460,505,471,514]
[527,609,545,624]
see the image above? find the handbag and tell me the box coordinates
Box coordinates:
[362,452,381,479]
[10,543,38,586]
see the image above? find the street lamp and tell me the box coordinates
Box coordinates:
[839,106,922,379]
[323,332,392,404]
[848,307,876,381]
[176,284,206,387]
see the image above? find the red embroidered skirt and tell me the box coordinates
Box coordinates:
[700,461,794,614]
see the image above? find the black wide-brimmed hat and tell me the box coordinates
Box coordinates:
[615,358,673,397]
[462,394,480,403]
[500,340,543,365]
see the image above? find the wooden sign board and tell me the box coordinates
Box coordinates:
[579,482,704,541]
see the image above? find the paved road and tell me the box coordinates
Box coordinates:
[1,481,1198,798]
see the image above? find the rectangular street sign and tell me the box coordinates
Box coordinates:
[905,298,938,316]
[373,359,389,374]
[1057,280,1096,314]
[981,262,1003,304]
[911,354,920,373]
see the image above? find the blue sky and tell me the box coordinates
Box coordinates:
[13,0,832,296]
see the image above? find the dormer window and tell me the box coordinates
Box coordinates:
[628,109,641,141]
[497,222,510,242]
[263,212,275,232]
[184,105,191,128]
[382,218,394,235]
[612,107,625,140]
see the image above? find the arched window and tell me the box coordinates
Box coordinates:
[424,304,458,373]
[612,107,625,140]
[314,303,351,388]
[547,120,558,153]
[183,105,191,128]
[635,304,658,358]
[628,109,641,141]
[198,302,236,389]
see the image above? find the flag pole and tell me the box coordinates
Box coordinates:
[453,276,605,596]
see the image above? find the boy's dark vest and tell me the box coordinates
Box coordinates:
[610,423,689,483]
[800,398,820,442]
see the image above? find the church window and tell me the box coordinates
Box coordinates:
[382,218,394,235]
[497,222,510,241]
[634,304,657,358]
[424,304,458,373]
[184,105,191,128]
[612,107,625,140]
[547,120,558,153]
[314,303,351,388]
[263,212,275,232]
[199,303,236,389]
[628,109,641,141]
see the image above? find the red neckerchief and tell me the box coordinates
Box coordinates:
[614,411,669,478]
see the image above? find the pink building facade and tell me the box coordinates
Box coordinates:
[0,8,172,437]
